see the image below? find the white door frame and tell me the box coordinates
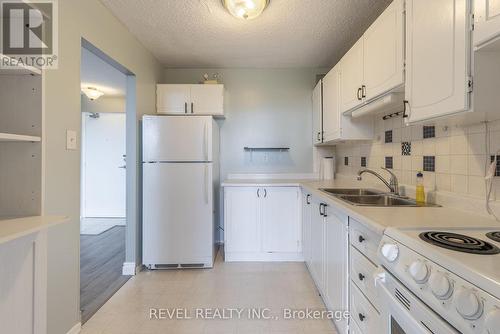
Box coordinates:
[81,39,139,276]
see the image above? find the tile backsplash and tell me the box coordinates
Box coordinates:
[335,116,500,199]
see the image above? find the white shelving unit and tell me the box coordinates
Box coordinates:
[0,53,59,334]
[0,59,43,219]
[0,132,41,142]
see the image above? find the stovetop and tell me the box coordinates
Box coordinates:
[385,227,500,299]
[419,231,500,255]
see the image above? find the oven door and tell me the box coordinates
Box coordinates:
[376,269,459,334]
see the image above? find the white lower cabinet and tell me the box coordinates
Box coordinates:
[305,194,349,334]
[224,186,301,261]
[302,192,313,267]
[324,205,349,334]
[310,196,326,291]
[224,187,261,254]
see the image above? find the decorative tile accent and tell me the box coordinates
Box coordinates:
[385,157,393,169]
[423,126,436,139]
[344,156,349,166]
[385,130,393,143]
[361,157,367,167]
[491,156,500,177]
[401,142,411,156]
[423,156,435,172]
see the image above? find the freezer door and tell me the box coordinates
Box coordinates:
[143,115,212,162]
[142,162,213,266]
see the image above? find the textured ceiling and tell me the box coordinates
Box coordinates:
[101,0,391,68]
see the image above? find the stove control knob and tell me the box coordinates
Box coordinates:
[455,287,483,320]
[485,308,500,334]
[381,243,399,262]
[408,260,430,283]
[429,271,452,299]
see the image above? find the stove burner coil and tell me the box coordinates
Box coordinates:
[419,231,500,255]
[486,231,500,243]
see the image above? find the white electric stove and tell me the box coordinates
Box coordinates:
[377,227,500,334]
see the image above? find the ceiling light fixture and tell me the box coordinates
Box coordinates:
[82,87,104,101]
[222,0,269,20]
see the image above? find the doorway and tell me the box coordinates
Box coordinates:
[79,44,131,324]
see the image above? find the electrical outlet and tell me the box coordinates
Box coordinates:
[66,130,77,150]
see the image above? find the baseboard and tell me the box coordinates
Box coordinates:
[66,322,81,334]
[122,262,137,275]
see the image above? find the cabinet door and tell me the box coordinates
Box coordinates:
[324,207,349,334]
[262,187,300,253]
[312,80,323,144]
[310,198,325,293]
[157,84,190,114]
[190,84,224,116]
[339,39,364,113]
[474,0,500,48]
[363,0,404,100]
[302,192,312,267]
[405,0,471,123]
[322,65,340,142]
[224,187,260,253]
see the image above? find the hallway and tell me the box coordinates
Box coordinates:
[81,226,130,324]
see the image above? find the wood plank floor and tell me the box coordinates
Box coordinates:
[80,226,130,324]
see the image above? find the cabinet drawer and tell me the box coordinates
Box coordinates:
[349,219,381,264]
[350,282,381,334]
[350,246,379,311]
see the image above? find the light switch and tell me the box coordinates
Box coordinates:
[66,130,77,150]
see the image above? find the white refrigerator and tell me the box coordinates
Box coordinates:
[142,115,219,268]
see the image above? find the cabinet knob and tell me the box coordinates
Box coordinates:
[358,273,365,281]
[358,313,366,322]
[358,235,366,243]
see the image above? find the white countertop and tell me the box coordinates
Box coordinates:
[0,216,69,245]
[222,178,500,235]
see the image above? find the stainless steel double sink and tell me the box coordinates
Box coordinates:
[319,188,439,207]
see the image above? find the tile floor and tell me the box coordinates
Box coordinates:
[81,251,338,334]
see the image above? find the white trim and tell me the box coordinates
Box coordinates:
[66,322,81,334]
[122,262,137,275]
[225,252,304,262]
[226,173,318,180]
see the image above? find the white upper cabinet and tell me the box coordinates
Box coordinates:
[339,39,364,114]
[157,84,191,114]
[474,0,500,49]
[322,66,340,142]
[322,65,373,143]
[262,187,300,253]
[190,84,224,116]
[312,80,323,144]
[405,0,471,123]
[157,84,224,116]
[363,0,404,100]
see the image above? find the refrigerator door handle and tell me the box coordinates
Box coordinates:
[204,164,209,204]
[203,121,209,161]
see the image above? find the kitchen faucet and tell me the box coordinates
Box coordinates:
[357,167,400,195]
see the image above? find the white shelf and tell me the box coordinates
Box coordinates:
[0,54,42,76]
[0,132,41,142]
[0,216,68,245]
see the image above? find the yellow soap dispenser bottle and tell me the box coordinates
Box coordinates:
[416,172,425,204]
